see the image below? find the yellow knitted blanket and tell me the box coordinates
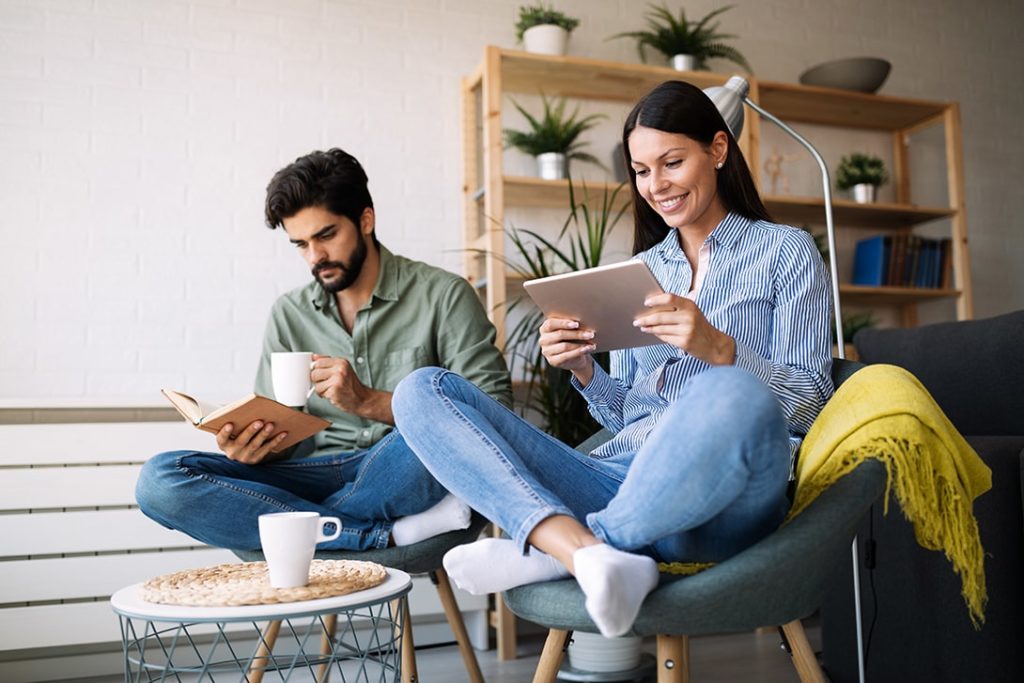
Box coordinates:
[789,363,991,627]
[659,364,991,628]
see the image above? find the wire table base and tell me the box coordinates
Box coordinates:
[111,569,411,682]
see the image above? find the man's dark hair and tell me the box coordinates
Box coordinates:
[264,148,377,244]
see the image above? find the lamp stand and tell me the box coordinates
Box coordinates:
[742,99,866,683]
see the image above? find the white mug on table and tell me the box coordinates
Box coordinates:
[258,511,341,588]
[271,351,314,406]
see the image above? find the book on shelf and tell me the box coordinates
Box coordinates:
[161,389,329,453]
[852,234,953,290]
[851,234,889,286]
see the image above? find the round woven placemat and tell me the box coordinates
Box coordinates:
[140,560,388,607]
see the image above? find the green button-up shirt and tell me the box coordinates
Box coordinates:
[255,245,511,457]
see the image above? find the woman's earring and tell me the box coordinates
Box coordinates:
[716,161,724,170]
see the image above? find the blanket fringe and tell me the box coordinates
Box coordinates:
[789,435,986,628]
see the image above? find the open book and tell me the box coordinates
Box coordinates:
[161,389,330,453]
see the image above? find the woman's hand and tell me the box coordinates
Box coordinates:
[634,293,736,365]
[539,317,596,385]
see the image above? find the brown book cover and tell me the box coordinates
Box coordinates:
[160,389,329,453]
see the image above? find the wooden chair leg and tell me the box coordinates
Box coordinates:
[532,629,570,683]
[316,613,338,683]
[391,598,418,683]
[656,634,690,683]
[781,620,826,683]
[431,569,485,683]
[248,620,281,683]
[490,523,518,660]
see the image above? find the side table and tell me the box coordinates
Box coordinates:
[110,568,412,682]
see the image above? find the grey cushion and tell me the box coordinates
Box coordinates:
[233,513,488,576]
[853,310,1024,436]
[504,461,886,636]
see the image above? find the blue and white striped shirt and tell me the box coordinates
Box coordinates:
[576,212,834,465]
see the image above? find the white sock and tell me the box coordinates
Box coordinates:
[573,543,658,638]
[443,537,570,595]
[391,494,472,547]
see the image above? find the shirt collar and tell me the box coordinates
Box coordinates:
[654,211,751,262]
[310,243,399,313]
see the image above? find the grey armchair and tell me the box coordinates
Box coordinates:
[821,310,1024,682]
[503,360,884,682]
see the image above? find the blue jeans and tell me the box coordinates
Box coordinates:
[135,430,448,551]
[392,366,791,563]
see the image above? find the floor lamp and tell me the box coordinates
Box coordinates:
[703,76,866,683]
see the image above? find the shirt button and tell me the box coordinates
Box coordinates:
[356,356,365,364]
[362,430,370,437]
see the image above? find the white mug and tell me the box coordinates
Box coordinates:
[258,512,341,588]
[271,351,314,406]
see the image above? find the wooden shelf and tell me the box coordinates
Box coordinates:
[494,49,728,102]
[757,80,950,130]
[501,176,631,210]
[840,284,961,306]
[490,177,954,229]
[479,273,960,309]
[765,195,955,229]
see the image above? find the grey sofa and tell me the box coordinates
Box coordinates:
[820,310,1024,682]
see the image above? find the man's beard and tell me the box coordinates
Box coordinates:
[312,231,368,293]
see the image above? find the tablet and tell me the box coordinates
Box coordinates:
[523,260,665,352]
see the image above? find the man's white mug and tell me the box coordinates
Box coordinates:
[258,512,341,588]
[271,351,314,406]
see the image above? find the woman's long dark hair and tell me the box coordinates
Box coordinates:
[622,80,771,254]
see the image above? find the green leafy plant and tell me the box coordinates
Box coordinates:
[833,312,877,344]
[503,94,606,168]
[835,153,890,190]
[610,4,752,72]
[480,180,629,444]
[515,3,580,42]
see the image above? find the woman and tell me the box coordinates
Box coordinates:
[392,81,833,637]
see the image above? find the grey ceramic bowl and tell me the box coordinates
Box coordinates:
[799,57,891,93]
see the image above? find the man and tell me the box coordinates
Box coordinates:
[136,148,511,551]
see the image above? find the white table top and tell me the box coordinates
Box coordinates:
[110,568,412,622]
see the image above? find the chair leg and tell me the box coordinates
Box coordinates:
[316,613,338,683]
[780,619,826,683]
[656,634,690,683]
[532,629,570,683]
[248,620,281,683]
[431,569,485,683]
[392,598,418,683]
[490,523,518,660]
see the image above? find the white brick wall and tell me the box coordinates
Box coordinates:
[0,0,1021,402]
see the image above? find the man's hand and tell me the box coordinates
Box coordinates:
[311,354,395,424]
[633,293,736,366]
[216,421,289,464]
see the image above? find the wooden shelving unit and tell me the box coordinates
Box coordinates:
[463,47,972,344]
[460,46,973,658]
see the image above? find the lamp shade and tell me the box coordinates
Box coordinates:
[703,76,749,138]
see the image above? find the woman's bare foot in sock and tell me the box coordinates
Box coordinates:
[443,538,570,594]
[573,543,658,637]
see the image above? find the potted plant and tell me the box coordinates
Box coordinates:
[477,180,628,446]
[835,153,889,203]
[515,3,580,56]
[503,94,606,180]
[611,3,751,73]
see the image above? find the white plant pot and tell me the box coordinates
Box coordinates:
[567,631,643,673]
[852,183,878,204]
[671,54,697,71]
[522,24,569,56]
[536,152,567,180]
